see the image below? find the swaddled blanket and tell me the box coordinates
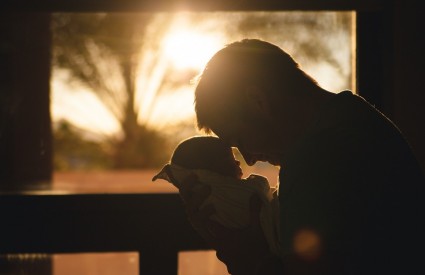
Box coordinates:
[152,164,281,256]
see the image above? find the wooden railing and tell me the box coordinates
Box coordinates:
[0,193,209,274]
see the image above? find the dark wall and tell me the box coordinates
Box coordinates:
[354,1,424,173]
[0,13,52,189]
[391,1,425,172]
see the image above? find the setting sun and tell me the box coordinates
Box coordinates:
[163,29,223,70]
[51,12,354,136]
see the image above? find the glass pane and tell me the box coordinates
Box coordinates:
[50,11,355,194]
[179,250,229,275]
[53,252,138,275]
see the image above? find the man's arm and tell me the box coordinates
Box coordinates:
[179,174,283,274]
[211,195,283,275]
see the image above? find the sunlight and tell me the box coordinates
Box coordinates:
[51,71,121,137]
[163,29,223,70]
[51,12,355,138]
[135,20,225,128]
[147,87,196,128]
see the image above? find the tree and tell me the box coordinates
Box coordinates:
[51,13,172,168]
[53,120,113,171]
[51,12,353,169]
[234,12,354,91]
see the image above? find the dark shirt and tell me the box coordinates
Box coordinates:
[279,91,425,274]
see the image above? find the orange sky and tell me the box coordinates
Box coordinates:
[51,12,355,136]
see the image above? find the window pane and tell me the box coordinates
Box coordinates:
[179,250,229,275]
[53,252,138,275]
[51,11,355,193]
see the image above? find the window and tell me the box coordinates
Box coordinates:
[50,11,356,194]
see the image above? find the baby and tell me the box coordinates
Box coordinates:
[152,136,280,256]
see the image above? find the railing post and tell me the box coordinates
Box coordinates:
[139,248,178,275]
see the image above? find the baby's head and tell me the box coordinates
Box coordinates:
[171,136,243,179]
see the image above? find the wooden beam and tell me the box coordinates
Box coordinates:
[2,0,384,13]
[0,194,208,254]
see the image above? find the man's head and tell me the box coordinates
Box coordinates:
[194,39,324,165]
[171,136,243,179]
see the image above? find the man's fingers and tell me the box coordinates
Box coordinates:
[206,194,263,242]
[188,204,217,245]
[250,193,262,212]
[190,203,215,223]
[249,194,262,223]
[179,173,199,202]
[184,185,211,216]
[207,219,234,240]
[192,185,211,208]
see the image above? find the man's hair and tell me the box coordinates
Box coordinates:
[171,136,231,171]
[194,39,319,133]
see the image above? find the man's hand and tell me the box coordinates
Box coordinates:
[179,174,278,274]
[208,195,275,275]
[179,173,216,243]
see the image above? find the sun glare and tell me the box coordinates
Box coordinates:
[163,30,223,70]
[52,12,354,136]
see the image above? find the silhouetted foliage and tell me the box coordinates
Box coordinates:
[51,13,172,168]
[53,120,113,171]
[112,124,171,169]
[235,12,352,76]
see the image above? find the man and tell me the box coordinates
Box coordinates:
[181,39,425,274]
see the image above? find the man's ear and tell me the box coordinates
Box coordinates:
[243,85,272,117]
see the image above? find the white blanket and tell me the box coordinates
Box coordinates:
[152,164,281,256]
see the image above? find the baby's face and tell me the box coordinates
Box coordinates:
[213,150,243,179]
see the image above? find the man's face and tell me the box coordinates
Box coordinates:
[210,113,283,167]
[199,83,293,166]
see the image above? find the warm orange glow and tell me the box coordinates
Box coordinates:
[163,29,223,70]
[140,24,224,127]
[52,12,355,134]
[293,228,322,261]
